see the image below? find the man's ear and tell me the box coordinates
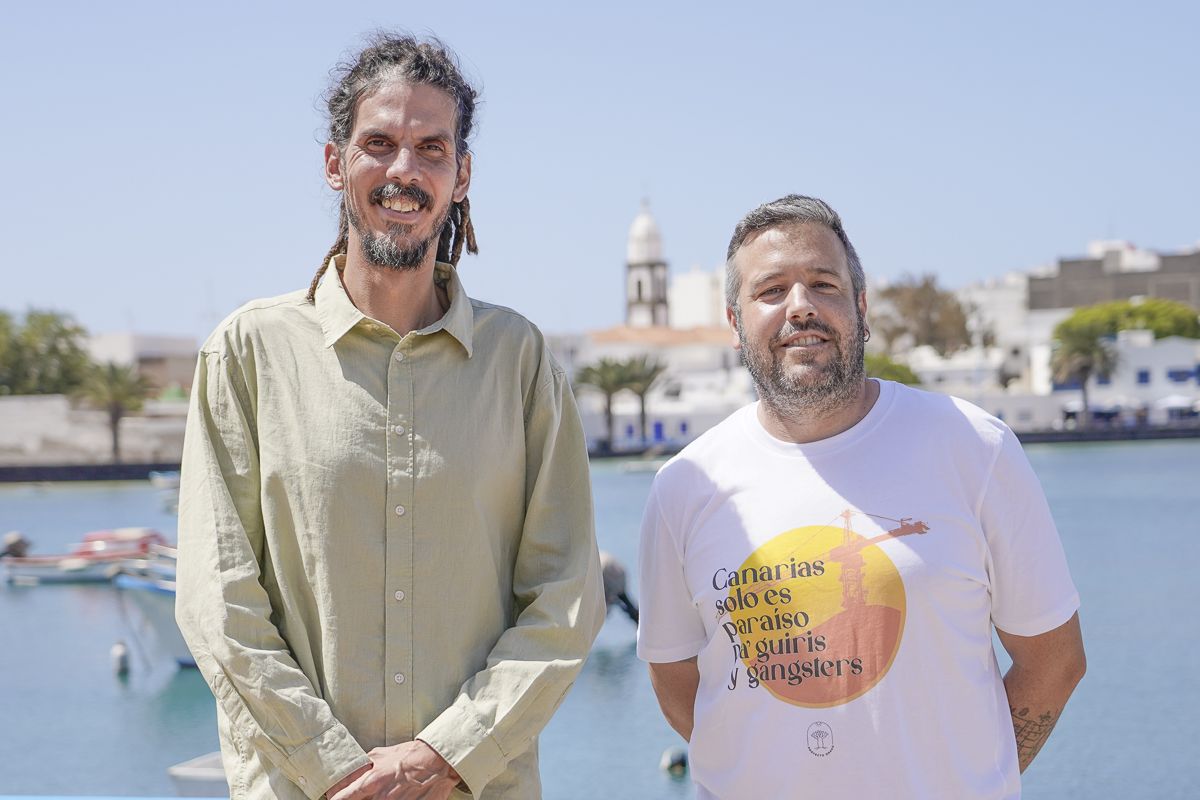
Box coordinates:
[453,152,472,203]
[726,305,742,350]
[324,142,345,191]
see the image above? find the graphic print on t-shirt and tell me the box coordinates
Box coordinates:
[715,509,929,708]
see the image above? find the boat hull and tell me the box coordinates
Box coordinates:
[114,573,196,668]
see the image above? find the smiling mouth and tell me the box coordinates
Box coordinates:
[782,335,827,348]
[380,197,421,213]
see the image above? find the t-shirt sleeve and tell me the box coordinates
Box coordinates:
[980,427,1080,636]
[636,479,708,663]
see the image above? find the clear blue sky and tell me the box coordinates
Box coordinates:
[4,1,1197,340]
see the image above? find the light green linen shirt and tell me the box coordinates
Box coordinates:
[176,258,605,800]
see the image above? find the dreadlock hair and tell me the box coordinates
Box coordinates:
[307,32,480,302]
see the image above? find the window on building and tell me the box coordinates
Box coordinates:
[1097,374,1111,385]
[1167,369,1193,383]
[1137,369,1150,385]
[680,421,689,435]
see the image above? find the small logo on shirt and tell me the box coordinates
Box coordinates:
[807,722,834,756]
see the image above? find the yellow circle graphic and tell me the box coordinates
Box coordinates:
[720,515,920,707]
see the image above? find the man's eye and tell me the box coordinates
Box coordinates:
[422,142,446,153]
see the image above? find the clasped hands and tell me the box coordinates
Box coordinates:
[327,740,460,800]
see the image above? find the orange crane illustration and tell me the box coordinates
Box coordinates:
[825,510,929,610]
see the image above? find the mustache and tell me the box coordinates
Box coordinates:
[370,183,432,208]
[771,318,836,344]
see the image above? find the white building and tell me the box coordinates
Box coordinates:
[87,331,198,393]
[669,266,726,329]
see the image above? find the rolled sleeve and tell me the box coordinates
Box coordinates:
[416,365,605,796]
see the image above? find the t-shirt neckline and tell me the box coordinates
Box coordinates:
[741,378,897,458]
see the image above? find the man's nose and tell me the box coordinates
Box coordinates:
[785,284,818,321]
[385,147,420,183]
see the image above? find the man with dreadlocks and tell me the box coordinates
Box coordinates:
[176,33,604,800]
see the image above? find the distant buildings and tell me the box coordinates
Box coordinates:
[924,240,1200,427]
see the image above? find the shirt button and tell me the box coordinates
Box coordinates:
[394,351,405,362]
[393,424,405,435]
[298,777,307,787]
[395,505,406,516]
[394,590,406,602]
[394,672,406,685]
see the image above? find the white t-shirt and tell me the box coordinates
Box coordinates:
[637,380,1079,799]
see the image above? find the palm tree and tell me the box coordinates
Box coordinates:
[575,358,631,453]
[622,355,667,445]
[76,362,154,462]
[1050,326,1118,429]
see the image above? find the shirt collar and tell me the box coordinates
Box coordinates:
[315,255,474,357]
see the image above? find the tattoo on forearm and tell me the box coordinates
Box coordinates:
[1010,705,1061,771]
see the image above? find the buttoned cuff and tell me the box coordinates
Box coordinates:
[418,703,508,797]
[282,721,370,800]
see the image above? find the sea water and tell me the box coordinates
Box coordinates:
[1,440,1197,798]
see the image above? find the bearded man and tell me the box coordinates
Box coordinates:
[636,194,1085,799]
[176,34,604,800]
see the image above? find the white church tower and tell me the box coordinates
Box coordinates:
[626,201,670,327]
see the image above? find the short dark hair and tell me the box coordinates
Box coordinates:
[724,194,865,309]
[307,32,480,301]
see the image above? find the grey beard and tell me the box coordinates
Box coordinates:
[359,225,434,270]
[738,311,867,420]
[346,201,452,271]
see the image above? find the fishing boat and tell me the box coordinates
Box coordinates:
[2,527,169,585]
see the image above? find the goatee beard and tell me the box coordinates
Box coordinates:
[346,184,452,271]
[737,312,867,420]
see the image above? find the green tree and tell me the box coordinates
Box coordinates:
[0,311,20,394]
[0,309,92,395]
[1050,319,1118,430]
[864,353,920,385]
[622,355,667,445]
[1060,298,1200,339]
[75,362,154,463]
[872,274,971,356]
[575,358,632,453]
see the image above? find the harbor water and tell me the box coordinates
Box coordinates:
[2,440,1198,798]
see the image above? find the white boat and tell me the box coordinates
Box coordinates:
[114,571,196,668]
[168,751,229,797]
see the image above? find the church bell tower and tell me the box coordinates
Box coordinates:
[626,201,670,328]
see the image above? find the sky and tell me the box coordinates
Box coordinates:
[3,0,1198,341]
